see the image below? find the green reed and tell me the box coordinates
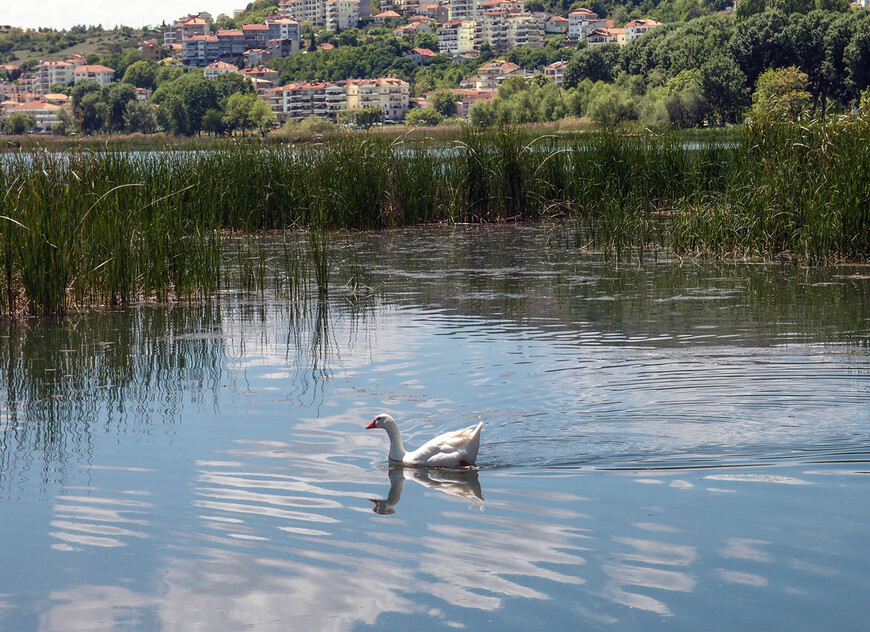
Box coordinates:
[1,121,867,316]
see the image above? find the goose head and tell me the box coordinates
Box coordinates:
[365,413,395,430]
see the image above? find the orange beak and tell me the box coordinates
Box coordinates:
[365,419,377,429]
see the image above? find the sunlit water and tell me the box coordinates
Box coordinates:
[1,225,868,631]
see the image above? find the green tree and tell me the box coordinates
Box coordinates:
[404,106,444,125]
[3,112,36,135]
[213,72,255,109]
[585,82,638,126]
[122,60,156,90]
[563,43,620,87]
[750,65,811,120]
[78,92,109,134]
[700,55,750,124]
[102,82,137,132]
[350,106,385,129]
[201,108,228,135]
[430,90,459,117]
[414,32,439,52]
[224,93,275,135]
[123,100,157,133]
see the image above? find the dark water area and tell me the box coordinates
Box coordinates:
[0,225,868,631]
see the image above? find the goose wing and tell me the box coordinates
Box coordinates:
[406,422,483,467]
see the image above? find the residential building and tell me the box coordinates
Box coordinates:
[437,19,480,56]
[163,16,210,46]
[459,59,522,90]
[268,38,300,58]
[544,15,568,34]
[567,8,604,39]
[587,26,625,45]
[270,77,409,122]
[415,3,450,21]
[373,10,401,23]
[424,88,493,117]
[242,23,271,49]
[326,0,362,30]
[393,19,434,38]
[279,0,363,30]
[267,18,301,41]
[134,87,153,101]
[73,64,116,87]
[345,77,410,122]
[31,60,75,94]
[182,34,220,66]
[543,59,569,86]
[624,18,661,42]
[204,60,240,79]
[406,47,438,65]
[4,100,68,132]
[141,38,163,60]
[506,12,544,49]
[216,29,247,59]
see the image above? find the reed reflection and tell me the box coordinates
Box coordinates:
[0,306,225,493]
[369,466,484,515]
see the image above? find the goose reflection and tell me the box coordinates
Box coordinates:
[370,466,484,515]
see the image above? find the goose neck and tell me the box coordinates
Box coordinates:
[384,420,406,461]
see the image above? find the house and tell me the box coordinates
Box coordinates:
[242,48,270,66]
[624,18,661,42]
[393,20,434,37]
[567,8,604,39]
[545,15,568,34]
[373,10,401,23]
[415,3,450,21]
[424,87,494,117]
[317,42,336,51]
[406,47,438,65]
[543,59,569,86]
[134,87,153,101]
[587,26,625,45]
[73,64,116,87]
[268,37,300,58]
[204,60,240,79]
[141,38,163,60]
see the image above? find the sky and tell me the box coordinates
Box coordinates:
[3,1,238,30]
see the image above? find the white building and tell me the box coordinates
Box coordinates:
[204,60,240,79]
[437,19,480,56]
[567,8,604,39]
[624,18,662,42]
[73,64,116,87]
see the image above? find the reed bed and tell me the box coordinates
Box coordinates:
[1,120,867,316]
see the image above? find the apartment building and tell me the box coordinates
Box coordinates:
[437,19,480,56]
[279,0,363,30]
[506,12,545,49]
[270,77,409,122]
[216,29,247,59]
[182,35,220,66]
[30,60,75,94]
[163,17,210,46]
[567,8,604,39]
[73,64,116,87]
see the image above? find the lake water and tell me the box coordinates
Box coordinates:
[1,225,868,631]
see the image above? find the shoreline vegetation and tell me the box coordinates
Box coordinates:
[0,120,868,317]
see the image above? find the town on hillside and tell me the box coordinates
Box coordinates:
[3,0,870,135]
[0,0,663,134]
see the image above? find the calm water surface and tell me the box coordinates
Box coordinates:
[1,225,868,631]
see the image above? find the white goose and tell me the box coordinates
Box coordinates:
[365,413,483,468]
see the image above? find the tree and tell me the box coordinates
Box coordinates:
[102,82,137,132]
[350,106,385,129]
[122,60,156,90]
[224,93,275,135]
[404,107,444,126]
[750,66,811,120]
[52,108,74,135]
[563,43,620,87]
[430,90,459,117]
[730,10,795,88]
[414,32,438,52]
[201,108,228,135]
[3,112,36,135]
[213,72,255,109]
[123,100,157,133]
[700,55,750,124]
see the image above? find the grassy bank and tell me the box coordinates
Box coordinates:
[0,120,867,316]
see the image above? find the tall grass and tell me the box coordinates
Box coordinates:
[1,120,867,316]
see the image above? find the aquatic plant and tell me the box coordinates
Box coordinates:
[0,120,867,316]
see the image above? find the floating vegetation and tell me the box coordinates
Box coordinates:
[0,120,867,317]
